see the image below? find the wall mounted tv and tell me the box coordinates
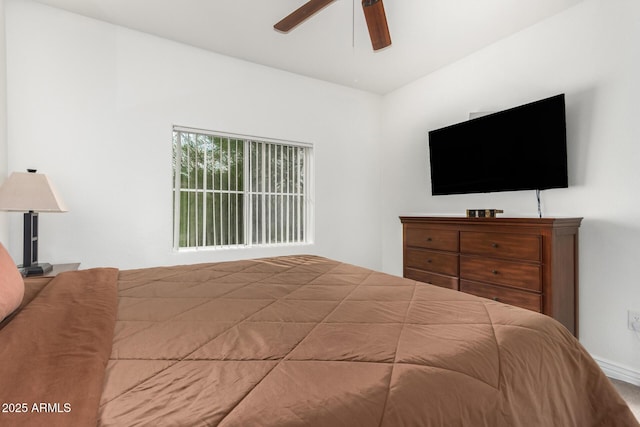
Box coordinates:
[428,94,568,196]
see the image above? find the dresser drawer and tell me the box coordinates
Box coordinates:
[405,248,458,277]
[459,256,541,292]
[460,231,541,261]
[405,226,458,252]
[405,268,459,290]
[460,280,542,312]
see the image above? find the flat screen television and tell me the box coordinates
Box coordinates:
[428,94,568,196]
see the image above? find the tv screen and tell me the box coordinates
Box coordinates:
[428,94,568,196]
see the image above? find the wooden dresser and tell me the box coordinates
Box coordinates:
[400,216,582,336]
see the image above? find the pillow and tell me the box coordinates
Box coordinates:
[0,242,24,322]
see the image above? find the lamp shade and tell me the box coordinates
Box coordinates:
[0,171,68,212]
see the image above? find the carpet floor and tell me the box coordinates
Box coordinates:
[611,378,640,422]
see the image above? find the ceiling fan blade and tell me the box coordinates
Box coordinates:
[274,0,337,33]
[362,0,391,50]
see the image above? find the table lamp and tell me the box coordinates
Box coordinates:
[0,169,68,276]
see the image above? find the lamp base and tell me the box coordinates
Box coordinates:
[19,262,53,277]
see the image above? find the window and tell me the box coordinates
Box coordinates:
[172,127,312,249]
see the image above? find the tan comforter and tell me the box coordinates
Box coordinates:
[0,268,118,427]
[1,255,637,426]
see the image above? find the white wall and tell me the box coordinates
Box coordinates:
[0,0,8,244]
[4,0,383,270]
[381,0,640,378]
[6,0,640,381]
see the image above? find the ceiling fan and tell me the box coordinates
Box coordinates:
[274,0,392,51]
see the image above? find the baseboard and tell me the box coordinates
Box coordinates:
[594,357,640,386]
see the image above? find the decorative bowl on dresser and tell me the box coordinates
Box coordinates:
[400,216,582,336]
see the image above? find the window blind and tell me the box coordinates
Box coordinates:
[173,127,312,249]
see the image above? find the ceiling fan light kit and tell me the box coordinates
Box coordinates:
[362,0,391,50]
[274,0,391,51]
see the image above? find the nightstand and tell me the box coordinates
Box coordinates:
[21,263,80,277]
[46,263,81,277]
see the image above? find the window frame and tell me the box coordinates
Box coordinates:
[172,126,314,251]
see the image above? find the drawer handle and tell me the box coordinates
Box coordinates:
[492,297,500,302]
[427,259,432,263]
[426,237,433,242]
[491,269,499,275]
[491,243,499,248]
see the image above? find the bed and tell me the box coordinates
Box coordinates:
[0,253,637,426]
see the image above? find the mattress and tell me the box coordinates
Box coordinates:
[1,255,637,426]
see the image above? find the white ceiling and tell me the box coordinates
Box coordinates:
[31,0,584,94]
